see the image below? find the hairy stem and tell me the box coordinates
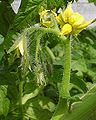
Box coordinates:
[35,34,41,65]
[25,27,67,43]
[51,37,71,120]
[60,38,71,98]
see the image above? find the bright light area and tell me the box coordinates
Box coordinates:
[72,0,96,27]
[11,0,21,14]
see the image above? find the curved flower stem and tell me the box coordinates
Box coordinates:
[25,27,67,43]
[51,37,71,120]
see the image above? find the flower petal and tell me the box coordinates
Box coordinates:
[56,12,65,27]
[77,20,93,29]
[42,21,51,28]
[72,20,93,35]
[70,12,84,26]
[72,28,84,35]
[61,24,72,35]
[39,9,57,28]
[18,40,24,56]
[63,3,73,23]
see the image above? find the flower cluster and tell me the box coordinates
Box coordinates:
[39,3,94,35]
[39,9,57,28]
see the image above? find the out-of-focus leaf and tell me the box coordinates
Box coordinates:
[0,51,4,61]
[71,58,87,76]
[8,0,14,4]
[0,34,4,60]
[49,66,63,83]
[71,74,88,93]
[0,1,15,36]
[0,71,19,103]
[12,0,43,30]
[3,98,10,117]
[24,96,55,120]
[22,86,42,105]
[0,85,10,117]
[44,84,59,103]
[62,92,96,120]
[0,34,4,45]
[88,0,96,4]
[78,29,96,49]
[47,0,67,9]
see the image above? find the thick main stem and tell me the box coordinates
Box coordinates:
[60,38,71,98]
[51,38,71,120]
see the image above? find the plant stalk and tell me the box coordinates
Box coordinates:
[60,38,71,98]
[51,37,71,120]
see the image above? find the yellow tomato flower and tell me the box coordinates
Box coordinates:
[57,3,94,35]
[39,9,57,28]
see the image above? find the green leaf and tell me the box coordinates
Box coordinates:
[70,74,87,93]
[24,96,55,120]
[0,1,15,36]
[62,92,96,120]
[75,0,78,2]
[0,34,4,45]
[3,98,10,117]
[88,0,96,4]
[8,0,15,4]
[0,51,4,61]
[0,72,19,103]
[22,86,42,105]
[71,58,87,76]
[0,38,4,60]
[78,29,96,49]
[0,85,10,117]
[12,0,43,30]
[47,0,67,9]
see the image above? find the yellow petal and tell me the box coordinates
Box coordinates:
[69,12,84,26]
[39,6,46,15]
[72,20,93,35]
[56,12,65,27]
[72,28,84,35]
[40,10,50,21]
[39,9,57,28]
[42,21,51,28]
[63,3,73,23]
[77,19,93,29]
[51,10,57,17]
[56,3,73,26]
[18,40,24,56]
[61,24,72,35]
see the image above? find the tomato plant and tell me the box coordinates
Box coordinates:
[0,0,96,120]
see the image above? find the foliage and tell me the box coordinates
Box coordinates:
[88,0,96,4]
[0,0,96,120]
